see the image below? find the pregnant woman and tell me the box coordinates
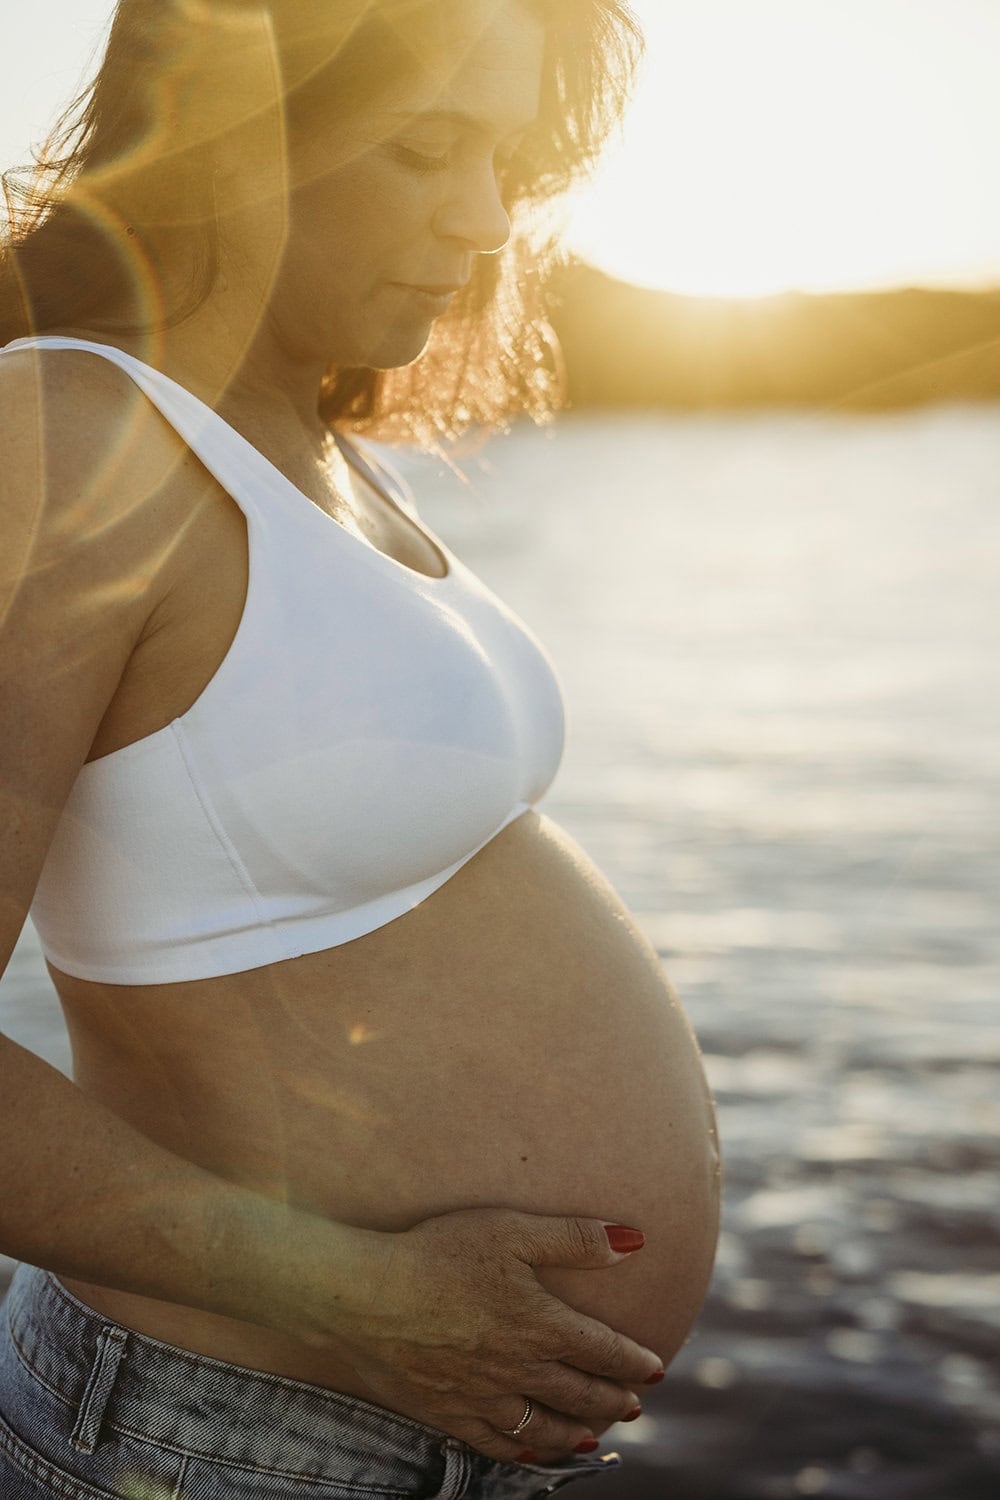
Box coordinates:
[0,1,720,1496]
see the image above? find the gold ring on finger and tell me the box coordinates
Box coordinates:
[499,1397,534,1437]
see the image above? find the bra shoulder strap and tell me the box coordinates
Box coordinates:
[0,336,274,528]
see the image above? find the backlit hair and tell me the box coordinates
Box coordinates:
[0,0,643,447]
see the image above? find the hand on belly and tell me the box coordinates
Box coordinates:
[58,812,721,1447]
[302,1204,666,1462]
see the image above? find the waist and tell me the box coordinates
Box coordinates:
[1,1265,620,1496]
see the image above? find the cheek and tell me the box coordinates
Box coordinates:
[294,159,436,259]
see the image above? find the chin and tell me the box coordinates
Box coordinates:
[364,327,436,371]
[280,301,430,372]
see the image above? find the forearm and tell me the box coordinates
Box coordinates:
[0,1033,379,1340]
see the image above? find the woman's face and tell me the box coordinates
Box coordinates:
[266,0,546,370]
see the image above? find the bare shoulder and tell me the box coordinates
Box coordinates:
[0,338,139,439]
[0,343,179,532]
[0,343,208,623]
[0,346,197,953]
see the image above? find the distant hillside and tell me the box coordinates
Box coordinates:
[544,260,1000,410]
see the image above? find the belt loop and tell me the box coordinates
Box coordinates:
[70,1324,128,1454]
[433,1439,471,1499]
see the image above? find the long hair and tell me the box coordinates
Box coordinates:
[0,0,643,446]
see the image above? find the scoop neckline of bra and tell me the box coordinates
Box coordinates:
[327,431,451,583]
[2,334,453,585]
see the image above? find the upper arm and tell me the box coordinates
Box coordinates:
[0,350,177,969]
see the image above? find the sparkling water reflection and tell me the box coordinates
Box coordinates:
[2,406,998,1498]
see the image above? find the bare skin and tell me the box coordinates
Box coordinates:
[35,359,721,1412]
[57,809,721,1393]
[0,336,720,1460]
[0,0,721,1468]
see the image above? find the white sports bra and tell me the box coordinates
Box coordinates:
[3,336,565,985]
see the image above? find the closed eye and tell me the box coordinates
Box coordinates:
[391,144,451,173]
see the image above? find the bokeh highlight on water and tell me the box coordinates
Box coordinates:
[2,407,998,1498]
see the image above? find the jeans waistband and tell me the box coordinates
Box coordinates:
[6,1264,462,1483]
[5,1265,622,1497]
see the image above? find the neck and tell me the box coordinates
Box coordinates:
[149,293,336,440]
[46,209,339,441]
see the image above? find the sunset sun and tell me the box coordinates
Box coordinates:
[563,0,1000,297]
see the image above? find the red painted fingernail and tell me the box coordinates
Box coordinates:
[516,1450,539,1463]
[604,1224,645,1253]
[575,1438,600,1453]
[623,1406,642,1421]
[644,1369,665,1385]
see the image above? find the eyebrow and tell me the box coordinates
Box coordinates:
[387,109,535,139]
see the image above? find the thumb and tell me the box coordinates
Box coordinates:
[508,1213,645,1269]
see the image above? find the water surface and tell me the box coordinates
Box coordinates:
[4,406,998,1498]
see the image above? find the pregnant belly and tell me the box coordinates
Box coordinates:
[59,813,722,1399]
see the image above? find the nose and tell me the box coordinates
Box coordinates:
[431,160,511,255]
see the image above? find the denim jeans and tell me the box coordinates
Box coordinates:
[0,1265,623,1498]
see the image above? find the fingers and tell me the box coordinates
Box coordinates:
[539,1296,664,1388]
[468,1360,645,1465]
[511,1212,647,1271]
[489,1398,599,1465]
[451,1400,599,1468]
[528,1365,642,1433]
[474,1375,641,1466]
[329,1206,667,1469]
[504,1211,663,1381]
[437,1414,557,1468]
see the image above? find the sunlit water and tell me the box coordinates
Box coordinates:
[3,407,998,1499]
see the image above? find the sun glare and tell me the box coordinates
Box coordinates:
[3,2,1000,298]
[564,0,1000,297]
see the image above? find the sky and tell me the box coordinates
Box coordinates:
[2,0,999,298]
